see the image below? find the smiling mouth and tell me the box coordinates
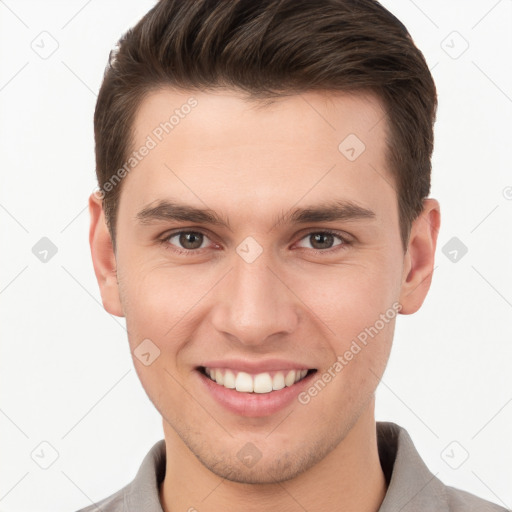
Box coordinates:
[198,366,317,394]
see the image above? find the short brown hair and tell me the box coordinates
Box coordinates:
[94,0,437,252]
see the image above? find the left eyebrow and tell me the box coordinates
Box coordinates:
[270,199,377,231]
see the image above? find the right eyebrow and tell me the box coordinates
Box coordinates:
[135,200,233,231]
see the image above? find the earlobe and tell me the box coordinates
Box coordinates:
[88,193,125,317]
[399,198,441,315]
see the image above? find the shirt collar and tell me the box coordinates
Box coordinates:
[123,438,166,511]
[376,421,448,511]
[122,421,448,511]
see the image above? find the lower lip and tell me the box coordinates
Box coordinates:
[197,369,316,417]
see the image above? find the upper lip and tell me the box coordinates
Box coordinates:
[198,358,315,374]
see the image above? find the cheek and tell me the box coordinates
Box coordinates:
[296,262,401,338]
[118,261,219,348]
[299,270,397,414]
[118,264,205,409]
[291,262,399,393]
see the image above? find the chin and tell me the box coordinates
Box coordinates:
[190,428,342,486]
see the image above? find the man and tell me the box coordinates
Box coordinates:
[83,0,507,511]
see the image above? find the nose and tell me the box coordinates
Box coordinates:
[210,249,300,347]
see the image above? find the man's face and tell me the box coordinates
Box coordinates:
[94,88,420,483]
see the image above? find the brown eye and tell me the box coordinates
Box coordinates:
[166,231,207,251]
[309,233,336,250]
[296,231,346,251]
[180,232,203,249]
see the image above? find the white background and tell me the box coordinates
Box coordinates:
[0,1,511,511]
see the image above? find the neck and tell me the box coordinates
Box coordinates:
[159,397,387,512]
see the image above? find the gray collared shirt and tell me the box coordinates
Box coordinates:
[75,421,508,511]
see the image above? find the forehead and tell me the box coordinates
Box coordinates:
[121,88,395,230]
[132,87,388,153]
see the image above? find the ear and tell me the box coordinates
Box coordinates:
[399,198,441,315]
[89,192,124,317]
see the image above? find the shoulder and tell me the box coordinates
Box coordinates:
[72,439,166,512]
[376,422,509,512]
[442,483,510,512]
[73,483,128,512]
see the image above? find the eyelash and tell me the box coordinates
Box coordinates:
[158,229,351,257]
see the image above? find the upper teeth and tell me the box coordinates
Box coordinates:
[204,368,309,394]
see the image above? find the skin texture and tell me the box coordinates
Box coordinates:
[89,88,440,512]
